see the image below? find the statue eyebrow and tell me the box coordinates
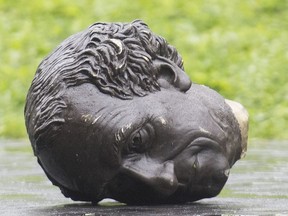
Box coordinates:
[114,117,153,148]
[113,122,134,156]
[114,118,157,156]
[115,122,133,143]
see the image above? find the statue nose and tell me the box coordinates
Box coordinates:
[154,57,192,92]
[122,157,178,196]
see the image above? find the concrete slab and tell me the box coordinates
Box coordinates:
[1,139,287,215]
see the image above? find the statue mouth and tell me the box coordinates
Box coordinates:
[173,137,230,198]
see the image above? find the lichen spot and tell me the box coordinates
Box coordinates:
[81,114,93,123]
[158,117,167,125]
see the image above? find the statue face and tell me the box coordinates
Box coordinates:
[38,78,248,204]
[26,20,248,205]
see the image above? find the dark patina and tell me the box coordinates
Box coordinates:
[25,20,248,205]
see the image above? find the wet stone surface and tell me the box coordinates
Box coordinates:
[1,139,288,215]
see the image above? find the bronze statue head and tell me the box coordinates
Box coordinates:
[25,20,248,204]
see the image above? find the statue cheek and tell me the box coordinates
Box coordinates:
[99,144,121,168]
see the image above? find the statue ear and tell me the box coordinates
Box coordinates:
[154,57,192,92]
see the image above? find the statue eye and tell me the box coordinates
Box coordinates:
[128,129,149,153]
[131,132,142,149]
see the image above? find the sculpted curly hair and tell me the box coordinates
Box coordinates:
[25,20,184,154]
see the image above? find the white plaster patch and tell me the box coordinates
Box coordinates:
[116,123,133,142]
[199,126,210,134]
[158,117,167,125]
[81,114,103,125]
[109,39,123,54]
[92,115,102,125]
[115,133,122,142]
[225,99,249,158]
[121,123,132,134]
[81,114,93,123]
[224,169,230,177]
[142,55,150,62]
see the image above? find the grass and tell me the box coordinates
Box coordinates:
[1,0,288,139]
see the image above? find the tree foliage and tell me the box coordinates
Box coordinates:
[1,0,287,139]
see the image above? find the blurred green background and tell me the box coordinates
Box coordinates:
[0,0,287,140]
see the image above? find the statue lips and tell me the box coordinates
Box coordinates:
[174,138,230,199]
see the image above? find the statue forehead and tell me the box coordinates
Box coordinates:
[64,83,158,117]
[64,83,226,132]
